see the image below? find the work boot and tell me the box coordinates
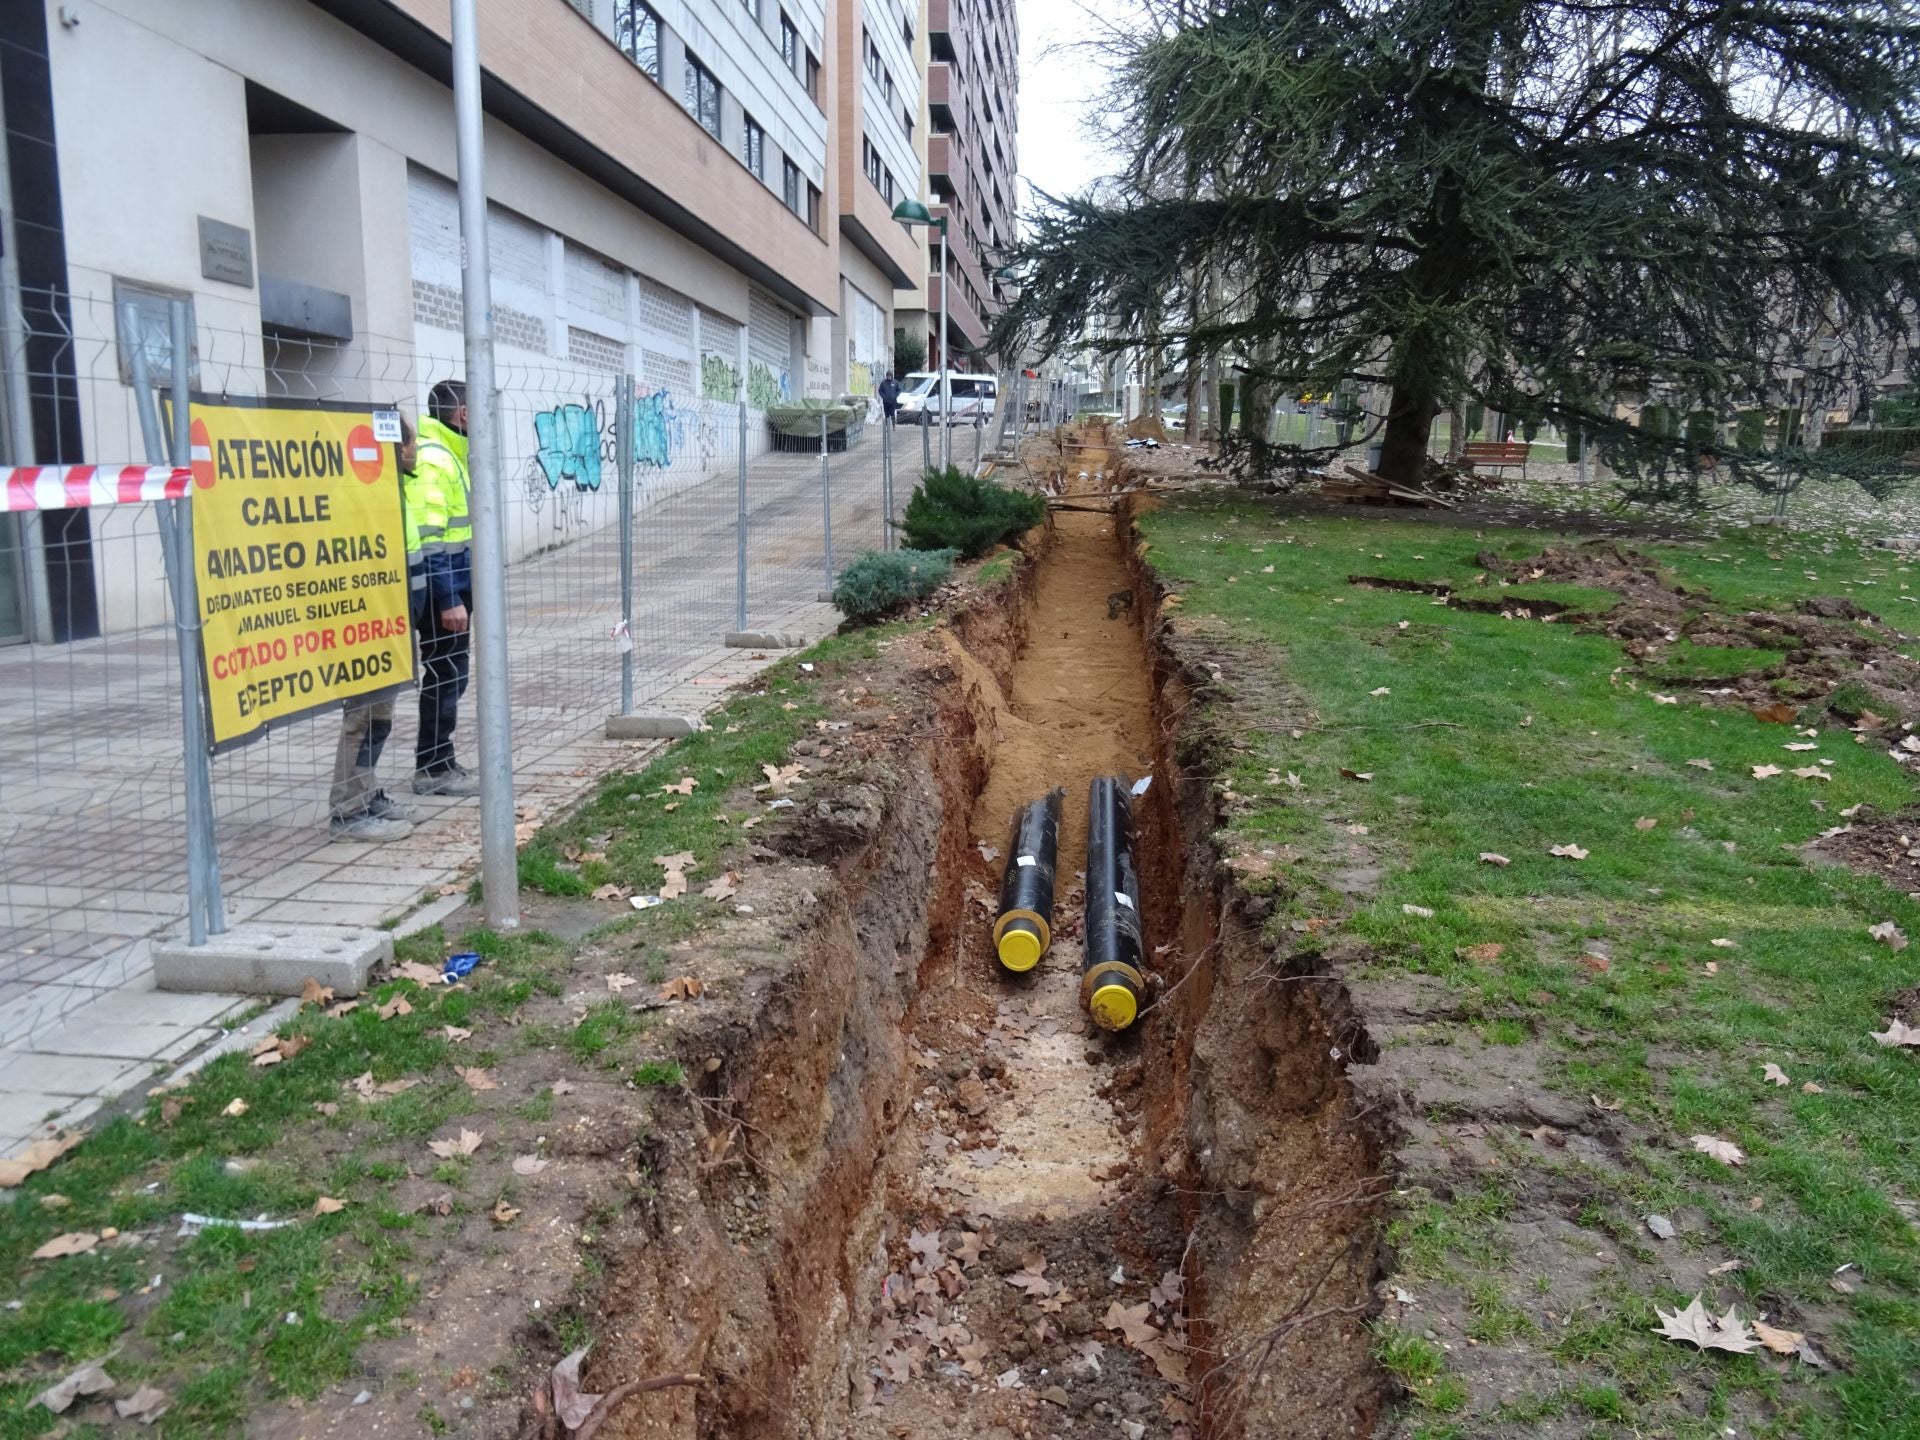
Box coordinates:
[329,809,414,842]
[366,790,417,822]
[414,763,482,797]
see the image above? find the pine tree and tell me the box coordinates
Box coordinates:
[996,0,1920,492]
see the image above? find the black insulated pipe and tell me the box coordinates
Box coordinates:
[993,788,1064,972]
[1082,775,1145,1030]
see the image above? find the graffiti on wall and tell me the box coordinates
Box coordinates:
[533,399,611,493]
[700,353,741,402]
[747,361,789,411]
[849,359,874,398]
[633,385,687,472]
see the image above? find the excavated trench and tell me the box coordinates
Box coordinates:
[585,429,1391,1440]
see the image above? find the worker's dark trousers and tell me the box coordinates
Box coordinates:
[414,588,472,775]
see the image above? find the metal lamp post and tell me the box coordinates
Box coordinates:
[892,198,949,471]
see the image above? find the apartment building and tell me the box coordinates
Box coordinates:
[895,0,1017,369]
[0,0,921,640]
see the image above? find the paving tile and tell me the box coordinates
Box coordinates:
[52,985,244,1030]
[0,1051,150,1098]
[250,898,392,927]
[242,861,347,901]
[25,1019,216,1063]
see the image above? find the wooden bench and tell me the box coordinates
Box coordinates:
[1461,440,1530,476]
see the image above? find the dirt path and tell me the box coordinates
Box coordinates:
[851,441,1195,1438]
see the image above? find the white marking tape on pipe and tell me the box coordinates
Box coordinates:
[1016,855,1037,867]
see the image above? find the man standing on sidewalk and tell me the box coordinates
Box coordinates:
[410,379,481,797]
[879,370,902,424]
[327,413,420,840]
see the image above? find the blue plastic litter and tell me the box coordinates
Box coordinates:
[442,951,482,983]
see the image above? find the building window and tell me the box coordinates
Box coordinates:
[742,0,762,20]
[783,158,802,213]
[805,50,821,104]
[743,115,765,178]
[806,183,822,235]
[780,12,799,70]
[685,55,721,138]
[615,0,660,80]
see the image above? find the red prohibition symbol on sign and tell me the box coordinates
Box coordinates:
[347,424,384,484]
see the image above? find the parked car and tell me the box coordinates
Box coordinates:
[897,372,999,426]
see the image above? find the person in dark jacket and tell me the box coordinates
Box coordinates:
[878,371,902,423]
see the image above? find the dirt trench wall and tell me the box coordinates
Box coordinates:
[1124,504,1394,1439]
[583,554,1040,1440]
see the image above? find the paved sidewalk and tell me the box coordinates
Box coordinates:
[0,431,892,1156]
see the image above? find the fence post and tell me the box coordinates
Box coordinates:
[452,0,519,930]
[819,411,834,594]
[922,406,931,474]
[736,396,749,630]
[123,299,221,946]
[616,374,634,715]
[881,412,892,552]
[974,411,983,474]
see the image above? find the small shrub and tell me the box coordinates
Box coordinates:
[632,1060,685,1087]
[832,547,957,624]
[900,466,1045,558]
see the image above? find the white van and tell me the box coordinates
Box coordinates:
[896,371,998,426]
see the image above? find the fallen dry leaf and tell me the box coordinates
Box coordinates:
[1752,702,1798,724]
[513,1154,551,1176]
[1654,1294,1759,1353]
[1402,903,1435,918]
[312,1196,346,1216]
[114,1384,171,1425]
[1686,757,1715,770]
[1635,816,1658,831]
[1753,1318,1803,1356]
[591,882,628,901]
[492,1199,521,1225]
[0,1130,87,1188]
[1790,766,1832,782]
[1592,1094,1624,1112]
[605,972,638,993]
[31,1231,100,1260]
[427,1128,484,1159]
[1104,1299,1160,1347]
[1801,1080,1826,1094]
[551,1346,601,1429]
[376,994,413,1020]
[442,1025,472,1043]
[394,960,444,986]
[1549,843,1590,860]
[1710,937,1737,948]
[323,999,359,1018]
[222,1098,248,1118]
[1369,686,1390,696]
[31,1358,114,1414]
[298,976,333,1008]
[1763,1062,1790,1087]
[1871,1017,1920,1048]
[702,871,741,901]
[1751,764,1783,779]
[1707,1258,1744,1276]
[1459,942,1505,964]
[552,1078,577,1095]
[1478,852,1511,867]
[661,776,699,795]
[1692,1134,1746,1166]
[654,850,695,899]
[1577,953,1611,974]
[661,975,705,1002]
[455,1065,498,1093]
[1338,767,1374,782]
[1869,920,1909,952]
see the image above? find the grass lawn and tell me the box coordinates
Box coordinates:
[1140,495,1920,1438]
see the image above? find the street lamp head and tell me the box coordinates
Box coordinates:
[891,198,935,226]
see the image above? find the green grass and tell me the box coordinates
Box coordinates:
[1142,498,1920,1438]
[0,922,572,1436]
[521,629,895,904]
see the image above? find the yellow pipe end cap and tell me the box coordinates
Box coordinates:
[997,928,1044,972]
[1088,982,1138,1032]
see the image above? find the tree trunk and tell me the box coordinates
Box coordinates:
[1446,405,1466,461]
[1377,382,1440,485]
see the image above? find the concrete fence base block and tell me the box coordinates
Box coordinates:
[155,923,392,998]
[605,713,703,740]
[724,631,808,649]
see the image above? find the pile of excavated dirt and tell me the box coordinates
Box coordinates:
[1467,540,1920,723]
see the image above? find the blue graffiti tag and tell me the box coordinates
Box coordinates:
[532,400,606,492]
[633,387,685,471]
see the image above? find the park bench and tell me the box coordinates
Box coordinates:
[1461,439,1530,476]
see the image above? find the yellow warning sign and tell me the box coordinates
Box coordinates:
[187,397,413,749]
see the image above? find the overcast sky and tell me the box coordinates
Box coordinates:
[1015,0,1136,213]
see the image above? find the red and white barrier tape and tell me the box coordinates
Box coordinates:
[0,465,193,513]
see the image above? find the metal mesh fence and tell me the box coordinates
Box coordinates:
[0,285,902,1048]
